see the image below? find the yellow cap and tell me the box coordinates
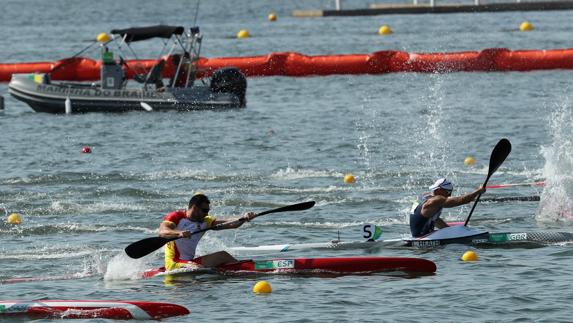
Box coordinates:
[253,280,272,293]
[268,13,278,21]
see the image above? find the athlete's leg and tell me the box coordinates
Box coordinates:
[194,251,237,267]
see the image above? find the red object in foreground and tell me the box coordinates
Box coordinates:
[3,47,573,82]
[0,300,190,320]
[143,256,437,278]
[81,146,92,154]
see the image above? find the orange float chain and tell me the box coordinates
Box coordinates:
[2,48,573,82]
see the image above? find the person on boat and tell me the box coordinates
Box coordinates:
[168,53,193,88]
[409,178,485,238]
[158,193,255,270]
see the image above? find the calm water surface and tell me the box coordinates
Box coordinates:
[1,0,572,322]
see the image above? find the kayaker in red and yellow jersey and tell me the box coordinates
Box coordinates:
[158,193,255,271]
[409,178,485,238]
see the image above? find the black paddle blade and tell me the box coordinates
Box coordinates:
[486,138,512,182]
[125,236,173,259]
[255,201,315,217]
[465,138,512,226]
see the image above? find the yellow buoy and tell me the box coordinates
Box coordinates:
[268,13,278,22]
[237,29,250,39]
[378,25,393,35]
[343,174,356,184]
[253,280,272,293]
[7,213,22,225]
[464,156,476,166]
[96,32,110,43]
[519,21,533,32]
[461,250,478,262]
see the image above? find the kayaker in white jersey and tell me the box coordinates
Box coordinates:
[409,178,485,238]
[158,193,255,270]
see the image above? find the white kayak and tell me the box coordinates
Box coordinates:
[230,225,573,253]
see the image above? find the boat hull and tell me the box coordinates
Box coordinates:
[9,74,244,113]
[143,257,437,278]
[230,231,573,253]
[0,300,189,320]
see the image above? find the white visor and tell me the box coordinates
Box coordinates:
[429,178,454,192]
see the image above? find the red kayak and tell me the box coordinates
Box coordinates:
[143,256,437,278]
[0,300,189,320]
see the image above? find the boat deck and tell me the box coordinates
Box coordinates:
[293,0,573,16]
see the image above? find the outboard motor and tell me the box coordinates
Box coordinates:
[210,67,247,107]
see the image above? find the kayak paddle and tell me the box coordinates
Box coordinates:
[464,138,511,226]
[485,181,544,189]
[125,201,316,259]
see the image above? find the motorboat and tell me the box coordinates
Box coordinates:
[9,25,247,113]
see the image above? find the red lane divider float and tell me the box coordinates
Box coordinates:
[2,48,573,82]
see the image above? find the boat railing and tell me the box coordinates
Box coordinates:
[334,0,551,8]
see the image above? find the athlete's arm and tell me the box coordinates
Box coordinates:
[211,212,256,230]
[159,221,190,239]
[443,187,486,208]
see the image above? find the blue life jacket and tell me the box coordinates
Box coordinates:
[409,194,443,238]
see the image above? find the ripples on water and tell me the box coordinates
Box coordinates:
[1,0,573,322]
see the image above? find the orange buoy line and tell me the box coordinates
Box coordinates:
[2,47,573,82]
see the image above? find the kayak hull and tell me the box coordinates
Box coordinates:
[144,257,437,278]
[406,230,573,248]
[407,225,490,248]
[0,300,189,320]
[230,231,573,253]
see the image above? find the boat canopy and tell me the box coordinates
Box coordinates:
[110,25,185,42]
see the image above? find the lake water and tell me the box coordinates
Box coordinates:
[1,0,572,322]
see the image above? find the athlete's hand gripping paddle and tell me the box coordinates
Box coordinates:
[125,201,315,259]
[464,139,511,226]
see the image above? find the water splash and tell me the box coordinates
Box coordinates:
[103,252,154,281]
[355,99,380,187]
[0,204,7,218]
[270,166,341,180]
[537,96,573,223]
[407,74,455,193]
[1,249,108,284]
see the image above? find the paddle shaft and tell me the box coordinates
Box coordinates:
[486,181,544,189]
[464,139,511,226]
[125,201,315,259]
[171,201,314,237]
